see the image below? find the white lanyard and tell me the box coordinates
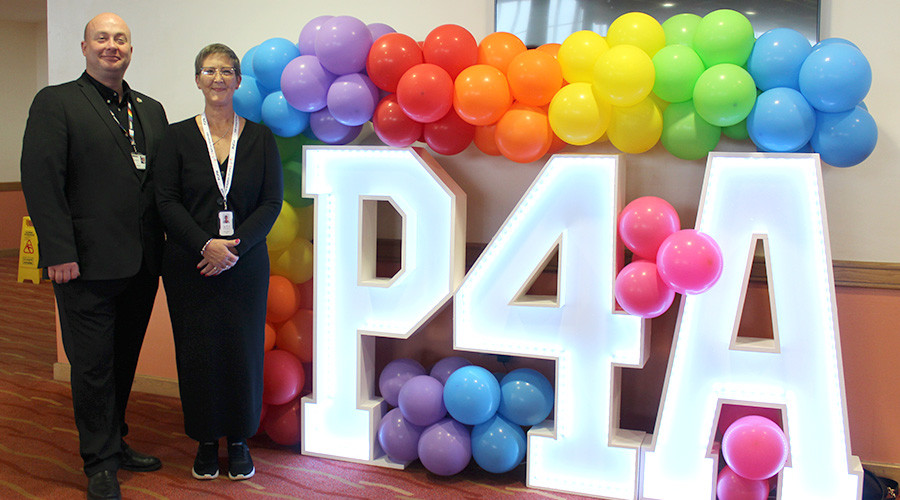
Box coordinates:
[200,113,239,211]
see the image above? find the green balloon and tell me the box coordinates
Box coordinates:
[274,132,324,164]
[652,45,706,103]
[723,118,750,140]
[282,160,313,208]
[662,13,702,47]
[661,100,721,160]
[692,63,757,127]
[693,9,755,67]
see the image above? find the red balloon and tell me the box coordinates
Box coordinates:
[494,107,553,163]
[716,465,770,500]
[656,229,723,294]
[263,396,302,446]
[263,349,305,405]
[614,260,675,318]
[297,278,313,310]
[275,308,314,363]
[396,63,454,123]
[366,32,424,93]
[374,94,423,147]
[422,24,478,79]
[423,109,475,155]
[618,196,681,261]
[473,124,502,156]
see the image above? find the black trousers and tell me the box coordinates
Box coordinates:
[53,263,158,476]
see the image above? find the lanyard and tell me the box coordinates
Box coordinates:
[108,100,137,153]
[200,113,239,211]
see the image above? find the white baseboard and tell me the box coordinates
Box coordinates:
[862,461,900,483]
[53,362,180,398]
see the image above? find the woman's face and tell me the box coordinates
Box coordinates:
[196,52,241,106]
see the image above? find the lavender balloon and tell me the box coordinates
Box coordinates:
[377,408,424,462]
[327,73,379,126]
[418,418,472,476]
[281,55,336,113]
[298,15,334,55]
[315,16,374,75]
[368,23,396,42]
[379,358,426,407]
[429,356,472,385]
[308,108,362,145]
[397,375,446,426]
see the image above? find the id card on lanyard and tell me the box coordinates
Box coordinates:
[108,101,146,170]
[200,113,239,236]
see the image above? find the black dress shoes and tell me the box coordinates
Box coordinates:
[120,443,162,472]
[87,470,120,500]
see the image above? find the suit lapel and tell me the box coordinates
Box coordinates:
[76,75,138,172]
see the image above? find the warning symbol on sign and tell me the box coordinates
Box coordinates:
[23,240,34,254]
[18,216,41,284]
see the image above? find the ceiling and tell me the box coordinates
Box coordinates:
[0,0,46,23]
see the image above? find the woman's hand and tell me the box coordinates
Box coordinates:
[198,238,240,276]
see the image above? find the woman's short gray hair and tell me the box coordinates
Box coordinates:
[194,43,241,77]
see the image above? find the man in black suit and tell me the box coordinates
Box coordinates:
[20,12,168,500]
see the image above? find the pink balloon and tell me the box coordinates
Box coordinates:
[618,196,681,260]
[263,396,302,446]
[263,349,305,405]
[717,405,783,440]
[614,260,675,318]
[656,229,723,294]
[717,465,770,500]
[722,415,789,481]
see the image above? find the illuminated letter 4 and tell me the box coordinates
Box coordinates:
[301,147,466,465]
[641,154,862,499]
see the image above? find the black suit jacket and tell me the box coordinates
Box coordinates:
[20,73,168,280]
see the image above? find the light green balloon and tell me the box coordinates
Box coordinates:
[652,45,706,103]
[662,13,702,47]
[282,160,314,208]
[693,9,756,67]
[661,100,721,160]
[723,118,750,140]
[692,63,757,127]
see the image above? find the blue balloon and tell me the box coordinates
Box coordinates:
[498,368,554,426]
[443,365,501,426]
[471,414,527,474]
[812,37,859,51]
[747,87,816,152]
[261,92,309,138]
[799,43,871,113]
[252,37,301,90]
[811,106,877,168]
[233,75,265,123]
[747,28,811,91]
[241,46,258,78]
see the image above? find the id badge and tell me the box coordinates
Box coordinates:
[131,152,147,170]
[218,210,234,236]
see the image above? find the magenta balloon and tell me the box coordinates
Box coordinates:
[618,196,681,261]
[368,22,396,42]
[309,108,362,144]
[397,375,447,426]
[280,55,336,113]
[315,15,374,75]
[327,73,379,126]
[716,465,770,500]
[722,416,789,481]
[656,229,723,294]
[377,407,424,462]
[429,356,472,385]
[378,358,426,407]
[298,15,334,55]
[417,418,472,476]
[614,260,675,318]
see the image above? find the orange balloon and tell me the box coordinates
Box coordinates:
[536,42,561,59]
[473,124,502,156]
[276,308,313,363]
[495,107,553,163]
[264,323,276,352]
[478,32,527,73]
[453,64,512,126]
[267,275,301,324]
[507,49,564,106]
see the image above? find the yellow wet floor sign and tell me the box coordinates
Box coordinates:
[17,216,41,284]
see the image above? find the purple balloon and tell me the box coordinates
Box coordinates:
[315,16,374,75]
[368,22,396,42]
[429,356,472,386]
[397,375,446,426]
[308,108,362,144]
[377,408,424,463]
[298,15,334,55]
[252,37,301,91]
[281,55,336,113]
[379,358,426,407]
[418,418,472,476]
[327,73,379,126]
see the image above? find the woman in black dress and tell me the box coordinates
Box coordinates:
[156,43,282,481]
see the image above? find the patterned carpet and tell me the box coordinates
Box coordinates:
[0,256,591,500]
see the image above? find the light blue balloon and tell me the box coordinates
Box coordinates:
[252,37,301,90]
[747,28,811,91]
[471,414,527,474]
[812,37,859,51]
[261,91,309,138]
[233,75,265,123]
[443,365,501,426]
[747,87,816,152]
[241,46,258,78]
[811,106,877,168]
[498,368,554,427]
[799,43,871,112]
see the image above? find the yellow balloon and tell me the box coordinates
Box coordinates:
[266,200,298,254]
[548,82,612,146]
[592,44,655,107]
[607,97,663,154]
[557,30,609,84]
[294,203,314,242]
[606,12,666,57]
[271,237,313,284]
